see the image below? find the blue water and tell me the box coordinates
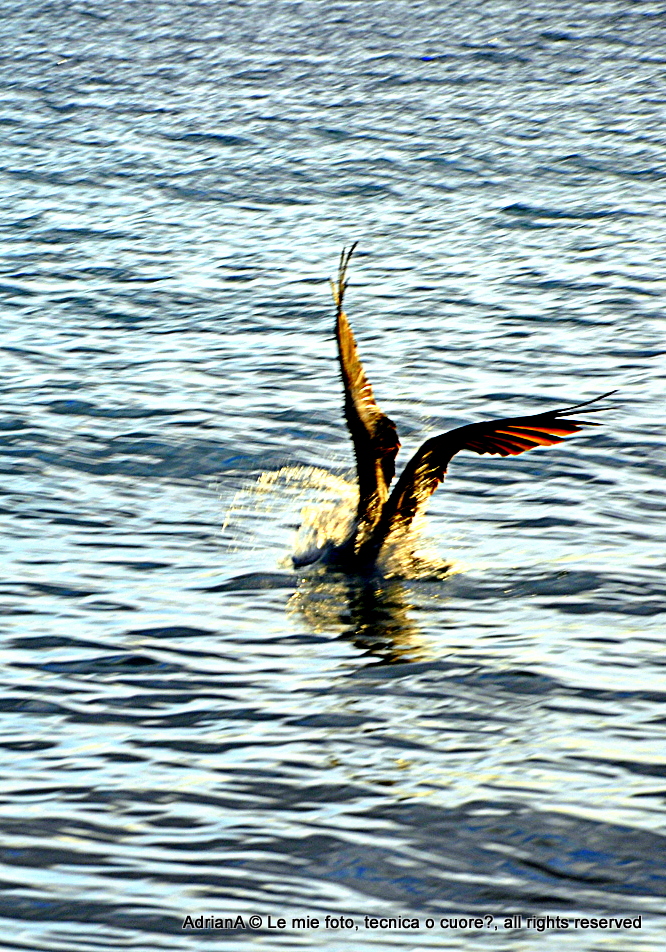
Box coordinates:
[0,1,665,950]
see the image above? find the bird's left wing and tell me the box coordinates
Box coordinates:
[332,245,401,515]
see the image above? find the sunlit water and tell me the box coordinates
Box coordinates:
[1,1,665,950]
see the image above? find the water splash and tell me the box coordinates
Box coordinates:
[221,465,356,555]
[222,465,457,580]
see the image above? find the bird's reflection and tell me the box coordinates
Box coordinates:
[288,563,451,665]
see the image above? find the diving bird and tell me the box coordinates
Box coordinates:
[308,244,614,571]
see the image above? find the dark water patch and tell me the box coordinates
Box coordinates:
[276,633,332,646]
[288,712,380,730]
[0,282,36,297]
[0,417,30,431]
[16,654,167,676]
[22,582,99,599]
[359,800,666,904]
[9,635,117,651]
[499,515,586,530]
[347,658,555,695]
[104,560,171,571]
[156,183,236,204]
[500,202,635,221]
[164,131,250,147]
[540,30,576,42]
[230,802,666,914]
[46,399,185,419]
[572,756,666,780]
[333,182,396,199]
[126,625,218,640]
[25,225,132,243]
[0,697,70,716]
[607,347,665,359]
[347,656,666,710]
[468,47,531,66]
[544,598,665,617]
[472,669,560,698]
[78,265,164,283]
[103,751,147,764]
[0,739,55,752]
[0,604,48,619]
[439,569,606,602]
[314,126,355,141]
[45,515,113,529]
[551,153,666,181]
[203,572,298,593]
[0,840,113,870]
[86,599,138,612]
[0,892,182,938]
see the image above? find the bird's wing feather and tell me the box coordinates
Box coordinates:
[365,394,614,549]
[333,245,401,511]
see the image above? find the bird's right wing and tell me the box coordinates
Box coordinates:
[364,393,615,552]
[332,245,401,518]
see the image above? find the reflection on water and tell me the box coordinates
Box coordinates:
[226,466,459,664]
[289,572,432,665]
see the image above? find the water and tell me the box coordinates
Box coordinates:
[0,1,665,950]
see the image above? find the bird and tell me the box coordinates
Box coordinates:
[302,243,614,573]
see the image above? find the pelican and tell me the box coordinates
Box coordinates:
[300,244,614,572]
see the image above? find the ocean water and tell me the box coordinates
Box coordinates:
[0,1,665,950]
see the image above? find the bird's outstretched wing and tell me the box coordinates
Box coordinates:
[359,393,615,559]
[332,244,401,522]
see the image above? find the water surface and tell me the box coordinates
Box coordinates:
[0,1,665,950]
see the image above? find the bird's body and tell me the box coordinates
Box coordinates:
[298,245,613,574]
